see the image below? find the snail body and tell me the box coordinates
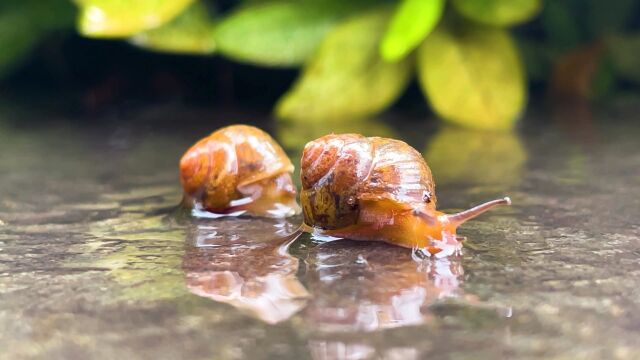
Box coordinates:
[180,125,300,218]
[300,134,510,256]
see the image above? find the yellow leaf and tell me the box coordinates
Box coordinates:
[276,8,412,121]
[417,23,525,130]
[75,0,195,38]
[129,2,216,54]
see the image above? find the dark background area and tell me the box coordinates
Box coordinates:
[1,0,639,119]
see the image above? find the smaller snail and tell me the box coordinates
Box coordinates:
[180,125,301,218]
[300,134,511,256]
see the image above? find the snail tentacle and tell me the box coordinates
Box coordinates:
[445,197,512,227]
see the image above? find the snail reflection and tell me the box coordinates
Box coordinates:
[303,240,463,332]
[183,226,466,328]
[182,217,309,324]
[308,341,423,360]
[303,240,464,360]
[183,226,511,359]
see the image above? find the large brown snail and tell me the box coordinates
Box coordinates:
[179,125,301,218]
[300,134,511,256]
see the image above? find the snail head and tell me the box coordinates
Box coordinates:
[409,197,512,256]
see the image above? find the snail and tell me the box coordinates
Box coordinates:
[300,133,511,256]
[179,124,301,218]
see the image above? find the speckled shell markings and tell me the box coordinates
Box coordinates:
[362,137,436,206]
[180,125,295,211]
[300,134,436,230]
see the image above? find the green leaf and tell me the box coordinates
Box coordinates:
[276,8,413,121]
[517,38,554,82]
[417,22,525,130]
[591,56,615,99]
[540,0,582,51]
[607,34,640,84]
[0,0,75,78]
[380,0,444,62]
[214,0,365,67]
[586,0,638,37]
[130,2,216,54]
[0,12,41,78]
[452,0,541,27]
[74,0,195,38]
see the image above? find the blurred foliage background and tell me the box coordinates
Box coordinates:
[0,0,639,129]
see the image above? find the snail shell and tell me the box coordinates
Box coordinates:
[301,134,436,229]
[301,134,510,255]
[180,125,300,218]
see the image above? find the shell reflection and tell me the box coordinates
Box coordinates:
[182,224,473,359]
[304,240,462,332]
[308,342,421,360]
[303,241,463,360]
[182,217,309,324]
[183,229,467,329]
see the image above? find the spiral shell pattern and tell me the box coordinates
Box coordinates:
[300,134,436,230]
[180,125,295,212]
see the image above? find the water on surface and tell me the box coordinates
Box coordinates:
[0,102,639,359]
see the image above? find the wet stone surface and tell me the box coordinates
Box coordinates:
[0,102,639,359]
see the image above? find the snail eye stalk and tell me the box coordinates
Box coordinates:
[446,197,511,227]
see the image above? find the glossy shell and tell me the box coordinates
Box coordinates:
[180,125,296,214]
[300,134,436,230]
